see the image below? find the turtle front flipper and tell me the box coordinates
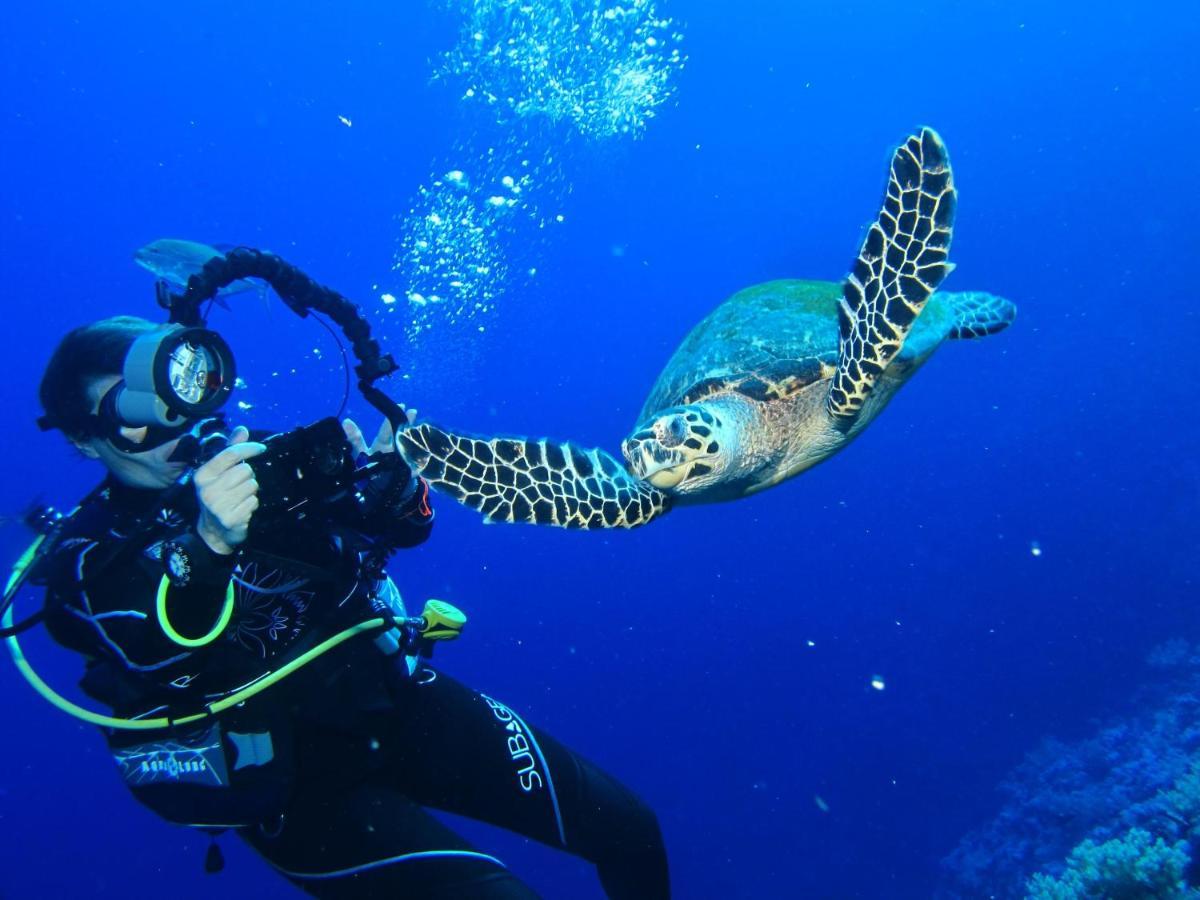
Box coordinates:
[397,423,672,529]
[827,128,957,429]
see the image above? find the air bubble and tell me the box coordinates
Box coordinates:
[387,0,685,344]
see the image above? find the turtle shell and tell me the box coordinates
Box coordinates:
[639,278,957,420]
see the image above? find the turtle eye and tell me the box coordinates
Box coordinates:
[655,416,688,447]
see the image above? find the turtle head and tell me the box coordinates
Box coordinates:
[621,404,737,495]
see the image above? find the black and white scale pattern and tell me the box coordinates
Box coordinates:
[399,425,671,529]
[828,127,957,428]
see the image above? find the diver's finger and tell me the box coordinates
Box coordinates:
[342,418,368,457]
[371,419,395,455]
[218,460,256,489]
[220,478,259,509]
[229,494,260,524]
[405,408,419,425]
[228,425,250,445]
[197,441,266,484]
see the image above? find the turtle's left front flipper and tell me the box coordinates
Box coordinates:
[827,128,957,430]
[397,423,672,529]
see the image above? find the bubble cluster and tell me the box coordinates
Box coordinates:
[386,0,684,346]
[438,0,686,139]
[389,147,564,340]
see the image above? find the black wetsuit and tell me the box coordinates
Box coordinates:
[37,458,668,898]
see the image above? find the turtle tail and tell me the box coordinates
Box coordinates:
[397,423,672,529]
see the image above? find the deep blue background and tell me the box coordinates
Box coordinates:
[2,1,1197,897]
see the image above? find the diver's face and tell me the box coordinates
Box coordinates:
[73,375,187,490]
[621,404,733,495]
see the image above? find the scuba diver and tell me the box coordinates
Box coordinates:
[5,249,668,899]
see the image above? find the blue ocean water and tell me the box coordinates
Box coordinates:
[1,1,1197,897]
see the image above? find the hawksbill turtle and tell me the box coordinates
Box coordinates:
[398,128,1015,528]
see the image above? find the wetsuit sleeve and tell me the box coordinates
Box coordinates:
[39,518,235,671]
[157,532,239,641]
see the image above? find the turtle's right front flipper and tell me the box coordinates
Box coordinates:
[397,423,671,529]
[827,128,957,430]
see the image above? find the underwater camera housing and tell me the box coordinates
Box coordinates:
[194,417,361,524]
[254,418,359,518]
[159,247,409,524]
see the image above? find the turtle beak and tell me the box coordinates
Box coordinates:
[623,435,674,478]
[623,436,702,488]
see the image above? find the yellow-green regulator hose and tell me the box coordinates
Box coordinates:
[4,593,390,731]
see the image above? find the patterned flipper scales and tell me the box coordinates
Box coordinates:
[942,290,1017,339]
[828,128,957,429]
[397,423,672,529]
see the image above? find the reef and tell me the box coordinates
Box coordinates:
[940,640,1200,898]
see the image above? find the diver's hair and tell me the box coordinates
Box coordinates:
[39,316,161,441]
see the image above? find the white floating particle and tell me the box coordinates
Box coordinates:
[555,214,564,222]
[487,195,507,207]
[337,114,352,127]
[236,400,253,411]
[407,292,427,306]
[870,676,886,691]
[806,640,816,648]
[380,293,397,305]
[501,175,515,189]
[1030,541,1043,557]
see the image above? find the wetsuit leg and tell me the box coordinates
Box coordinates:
[241,778,540,899]
[372,668,670,900]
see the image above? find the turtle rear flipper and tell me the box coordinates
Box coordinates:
[397,423,671,529]
[940,290,1017,339]
[827,128,957,430]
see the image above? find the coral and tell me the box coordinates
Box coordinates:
[939,642,1200,898]
[1025,828,1194,899]
[1161,759,1200,840]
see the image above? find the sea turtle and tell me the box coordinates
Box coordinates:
[397,128,1015,528]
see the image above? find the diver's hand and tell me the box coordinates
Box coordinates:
[194,426,266,555]
[343,411,417,457]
